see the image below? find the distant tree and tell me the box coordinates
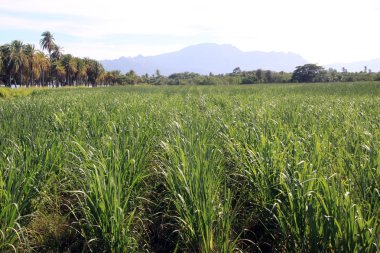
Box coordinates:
[51,61,66,85]
[40,31,56,56]
[34,51,50,86]
[85,58,104,86]
[241,75,257,84]
[0,48,3,69]
[264,70,273,83]
[232,67,241,75]
[75,57,87,85]
[104,71,121,86]
[291,64,325,83]
[51,44,63,61]
[126,70,138,84]
[326,68,340,82]
[4,40,28,86]
[256,69,263,82]
[24,44,36,86]
[155,69,161,78]
[169,72,200,79]
[61,54,77,85]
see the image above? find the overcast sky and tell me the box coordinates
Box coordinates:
[1,0,379,64]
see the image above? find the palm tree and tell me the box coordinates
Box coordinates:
[1,44,11,85]
[34,51,50,86]
[2,41,28,86]
[126,70,138,85]
[0,49,2,66]
[104,71,117,86]
[51,61,66,86]
[0,48,3,82]
[51,44,63,61]
[24,44,36,87]
[40,31,56,56]
[85,58,104,86]
[61,54,77,85]
[75,57,87,85]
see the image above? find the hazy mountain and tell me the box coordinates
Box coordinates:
[326,59,380,73]
[101,43,308,75]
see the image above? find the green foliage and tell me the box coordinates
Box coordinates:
[0,32,105,87]
[0,87,36,98]
[159,116,238,252]
[0,87,10,98]
[0,83,379,252]
[292,64,326,82]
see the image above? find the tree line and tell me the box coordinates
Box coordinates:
[1,32,380,87]
[59,64,380,86]
[126,65,380,86]
[0,31,105,87]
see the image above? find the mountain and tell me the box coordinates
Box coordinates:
[326,59,380,73]
[101,43,308,75]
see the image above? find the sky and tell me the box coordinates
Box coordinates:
[1,0,379,64]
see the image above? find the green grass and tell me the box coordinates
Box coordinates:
[0,87,38,98]
[0,82,379,252]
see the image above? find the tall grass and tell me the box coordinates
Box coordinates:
[159,112,237,252]
[0,98,67,251]
[222,88,380,252]
[71,112,156,252]
[0,83,379,252]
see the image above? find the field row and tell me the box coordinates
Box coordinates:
[0,83,379,252]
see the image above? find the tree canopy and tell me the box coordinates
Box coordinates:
[291,64,325,83]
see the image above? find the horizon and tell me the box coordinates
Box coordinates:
[1,0,380,65]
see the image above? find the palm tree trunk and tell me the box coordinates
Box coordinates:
[30,63,34,87]
[19,70,22,87]
[31,71,34,87]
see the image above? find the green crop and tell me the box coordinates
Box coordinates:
[0,82,379,252]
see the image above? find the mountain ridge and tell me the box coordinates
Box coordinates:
[101,43,380,75]
[101,43,308,75]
